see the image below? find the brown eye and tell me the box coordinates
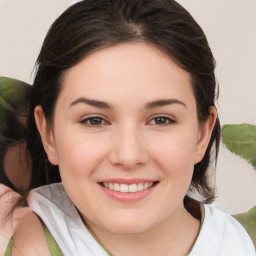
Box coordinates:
[149,116,175,126]
[81,116,106,126]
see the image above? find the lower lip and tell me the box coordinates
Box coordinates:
[99,183,158,202]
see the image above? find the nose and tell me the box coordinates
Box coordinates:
[109,125,149,170]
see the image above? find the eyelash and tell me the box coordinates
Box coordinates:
[80,115,175,127]
[80,116,109,126]
[148,116,176,126]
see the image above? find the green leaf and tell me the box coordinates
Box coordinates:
[0,77,31,133]
[0,77,31,108]
[233,206,256,248]
[222,124,256,168]
[0,96,13,133]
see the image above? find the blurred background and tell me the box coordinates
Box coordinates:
[0,0,255,214]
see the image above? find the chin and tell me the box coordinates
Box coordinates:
[100,213,156,235]
[108,223,149,235]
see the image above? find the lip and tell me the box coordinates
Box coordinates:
[98,179,159,202]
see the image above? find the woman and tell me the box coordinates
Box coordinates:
[7,0,255,255]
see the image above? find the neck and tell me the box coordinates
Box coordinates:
[85,204,201,256]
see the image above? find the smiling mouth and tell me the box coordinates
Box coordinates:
[100,181,159,193]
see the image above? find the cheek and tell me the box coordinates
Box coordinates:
[54,130,109,178]
[149,132,197,178]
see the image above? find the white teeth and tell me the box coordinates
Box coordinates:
[144,183,149,190]
[137,183,144,191]
[128,184,137,192]
[103,182,155,193]
[109,183,114,190]
[114,183,120,191]
[120,184,129,192]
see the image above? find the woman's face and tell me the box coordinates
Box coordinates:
[36,42,214,235]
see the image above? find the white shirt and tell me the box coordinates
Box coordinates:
[28,183,255,256]
[189,203,255,256]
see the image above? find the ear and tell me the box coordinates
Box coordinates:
[34,106,58,165]
[194,106,217,164]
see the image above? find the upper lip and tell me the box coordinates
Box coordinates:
[99,178,158,185]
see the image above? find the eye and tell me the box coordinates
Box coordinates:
[148,116,175,126]
[81,116,108,126]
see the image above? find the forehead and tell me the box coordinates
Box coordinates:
[59,42,194,107]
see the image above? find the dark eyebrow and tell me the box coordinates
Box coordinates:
[146,99,186,109]
[70,97,112,109]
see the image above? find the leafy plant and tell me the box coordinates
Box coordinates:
[0,77,31,135]
[222,123,256,169]
[233,206,256,248]
[222,123,256,248]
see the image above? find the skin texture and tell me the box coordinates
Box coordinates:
[13,42,216,255]
[12,212,50,256]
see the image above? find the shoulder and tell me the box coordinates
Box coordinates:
[12,211,50,256]
[190,204,255,256]
[203,204,252,239]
